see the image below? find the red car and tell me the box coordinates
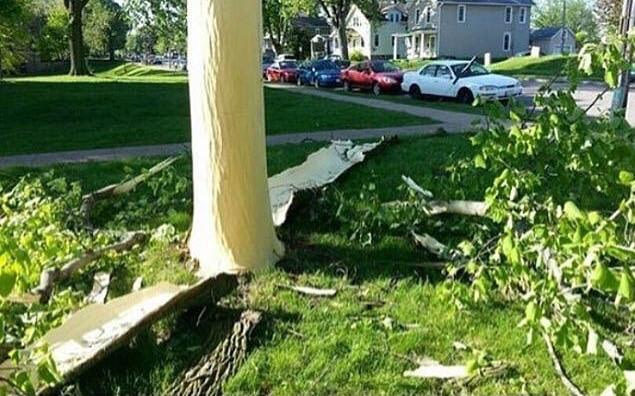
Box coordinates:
[266,60,298,83]
[341,60,403,95]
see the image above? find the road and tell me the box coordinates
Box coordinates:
[519,79,612,117]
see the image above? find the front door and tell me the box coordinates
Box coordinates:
[425,35,437,58]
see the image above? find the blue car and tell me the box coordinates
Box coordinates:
[297,60,342,88]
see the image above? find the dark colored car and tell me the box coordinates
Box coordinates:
[266,60,298,83]
[341,60,403,95]
[297,60,342,88]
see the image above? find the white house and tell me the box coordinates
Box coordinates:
[530,27,577,55]
[330,1,409,60]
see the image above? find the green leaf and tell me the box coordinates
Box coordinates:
[617,269,635,302]
[0,272,16,298]
[564,202,584,221]
[474,154,486,169]
[605,70,618,88]
[619,171,634,185]
[591,262,619,293]
[587,211,601,226]
[525,301,538,322]
[37,363,58,385]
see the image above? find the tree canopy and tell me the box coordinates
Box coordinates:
[533,0,598,42]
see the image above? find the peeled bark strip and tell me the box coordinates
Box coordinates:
[187,0,284,277]
[169,310,262,396]
[402,175,488,217]
[32,232,147,303]
[80,157,179,227]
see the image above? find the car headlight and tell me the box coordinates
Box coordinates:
[480,85,498,92]
[381,77,396,84]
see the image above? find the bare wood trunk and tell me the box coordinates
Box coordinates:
[68,0,90,76]
[337,22,349,60]
[187,0,284,277]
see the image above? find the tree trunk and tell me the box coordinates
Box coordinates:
[68,0,90,76]
[186,0,284,277]
[337,21,349,60]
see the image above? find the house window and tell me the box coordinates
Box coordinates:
[519,7,527,24]
[425,7,432,24]
[505,7,513,24]
[503,32,512,52]
[374,34,380,47]
[457,5,466,23]
[353,16,360,27]
[392,36,396,47]
[415,9,421,23]
[360,37,365,48]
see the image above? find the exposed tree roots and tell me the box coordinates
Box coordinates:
[169,310,262,396]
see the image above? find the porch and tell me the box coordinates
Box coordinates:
[392,31,438,60]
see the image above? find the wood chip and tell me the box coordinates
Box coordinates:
[403,358,469,379]
[279,284,337,297]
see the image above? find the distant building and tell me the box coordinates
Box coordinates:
[398,0,533,60]
[330,1,410,60]
[530,27,577,55]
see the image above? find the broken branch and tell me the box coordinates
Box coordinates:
[80,157,180,227]
[543,333,586,396]
[32,231,147,303]
[402,175,488,217]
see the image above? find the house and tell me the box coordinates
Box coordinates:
[530,27,576,55]
[330,1,409,60]
[397,0,533,60]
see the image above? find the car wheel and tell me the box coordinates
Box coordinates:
[409,85,422,100]
[372,83,381,96]
[457,88,474,105]
[343,80,351,92]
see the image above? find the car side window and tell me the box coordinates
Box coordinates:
[437,66,451,79]
[421,65,437,76]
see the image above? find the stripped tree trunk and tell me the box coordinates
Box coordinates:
[186,0,284,276]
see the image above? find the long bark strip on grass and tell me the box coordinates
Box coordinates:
[402,176,488,217]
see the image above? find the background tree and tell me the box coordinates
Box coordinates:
[64,0,91,75]
[0,0,30,78]
[126,0,187,55]
[85,0,129,60]
[125,26,158,55]
[262,0,314,54]
[533,0,598,42]
[36,3,70,61]
[595,0,623,33]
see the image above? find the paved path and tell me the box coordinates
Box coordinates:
[267,83,485,131]
[0,125,448,169]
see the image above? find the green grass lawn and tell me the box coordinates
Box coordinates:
[2,135,629,395]
[0,63,434,156]
[489,55,602,80]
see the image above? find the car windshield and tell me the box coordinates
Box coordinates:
[279,61,297,69]
[451,62,490,77]
[314,60,337,71]
[370,61,399,73]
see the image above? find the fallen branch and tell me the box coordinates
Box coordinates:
[402,176,488,217]
[80,157,180,227]
[278,284,337,297]
[32,231,147,303]
[543,333,586,396]
[412,232,462,262]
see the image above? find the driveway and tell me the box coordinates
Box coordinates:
[519,79,612,117]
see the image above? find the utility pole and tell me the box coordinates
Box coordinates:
[561,0,567,54]
[611,0,635,113]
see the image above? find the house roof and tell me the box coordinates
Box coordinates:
[292,16,330,30]
[530,26,569,40]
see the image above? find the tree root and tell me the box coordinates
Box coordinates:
[32,231,147,303]
[80,156,180,228]
[543,332,586,396]
[168,310,262,396]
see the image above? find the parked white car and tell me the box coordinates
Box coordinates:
[401,60,523,103]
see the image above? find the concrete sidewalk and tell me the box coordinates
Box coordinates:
[0,124,451,169]
[266,83,485,131]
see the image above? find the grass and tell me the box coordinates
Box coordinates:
[490,55,602,80]
[0,62,434,156]
[2,134,630,395]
